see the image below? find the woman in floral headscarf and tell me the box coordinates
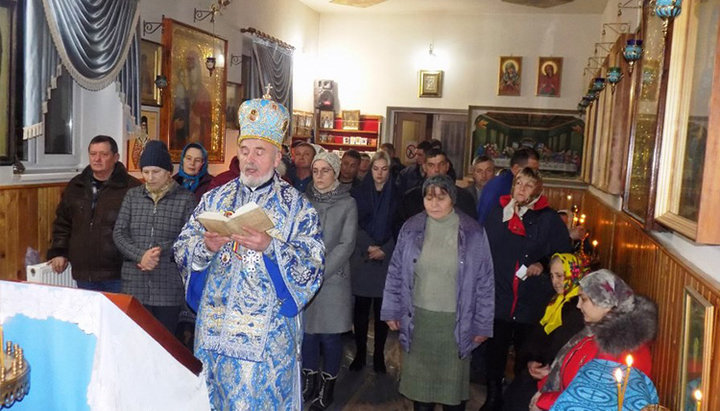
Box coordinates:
[530,269,658,410]
[502,253,588,411]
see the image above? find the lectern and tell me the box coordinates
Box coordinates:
[0,281,209,410]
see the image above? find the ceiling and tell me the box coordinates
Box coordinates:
[297,0,609,15]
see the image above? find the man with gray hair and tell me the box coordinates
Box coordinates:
[174,95,324,409]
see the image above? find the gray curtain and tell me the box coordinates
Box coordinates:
[251,38,293,114]
[23,0,140,139]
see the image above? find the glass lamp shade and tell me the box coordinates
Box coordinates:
[607,67,623,84]
[655,0,682,18]
[623,39,644,62]
[592,77,606,92]
[205,56,217,76]
[154,75,168,89]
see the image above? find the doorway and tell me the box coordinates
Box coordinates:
[387,107,468,176]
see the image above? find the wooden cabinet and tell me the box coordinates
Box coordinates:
[316,115,382,153]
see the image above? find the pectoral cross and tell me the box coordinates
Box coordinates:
[263,83,274,99]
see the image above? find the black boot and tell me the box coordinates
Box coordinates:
[309,372,336,410]
[479,379,502,411]
[301,368,319,402]
[373,350,386,373]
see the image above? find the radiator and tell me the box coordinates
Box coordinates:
[26,262,77,288]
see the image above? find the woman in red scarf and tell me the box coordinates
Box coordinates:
[481,167,572,411]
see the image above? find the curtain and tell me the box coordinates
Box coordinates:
[23,0,140,139]
[251,38,293,114]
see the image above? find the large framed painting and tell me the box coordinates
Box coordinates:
[536,57,563,97]
[678,286,714,411]
[140,40,163,106]
[654,0,720,243]
[225,81,243,130]
[468,106,586,181]
[0,0,17,164]
[498,56,522,96]
[160,18,227,163]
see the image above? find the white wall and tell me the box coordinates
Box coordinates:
[314,11,601,116]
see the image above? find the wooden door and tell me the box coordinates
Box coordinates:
[432,114,468,177]
[393,113,427,165]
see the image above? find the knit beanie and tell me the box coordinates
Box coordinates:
[312,151,341,178]
[140,140,173,172]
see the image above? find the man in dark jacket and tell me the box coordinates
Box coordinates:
[398,149,477,227]
[47,135,141,292]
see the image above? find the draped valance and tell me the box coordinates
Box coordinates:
[23,0,140,139]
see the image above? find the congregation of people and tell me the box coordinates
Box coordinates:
[46,96,658,410]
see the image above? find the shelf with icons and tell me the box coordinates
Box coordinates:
[316,114,382,152]
[291,110,314,142]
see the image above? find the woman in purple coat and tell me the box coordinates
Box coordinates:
[381,175,495,411]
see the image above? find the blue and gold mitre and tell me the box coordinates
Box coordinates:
[237,91,289,148]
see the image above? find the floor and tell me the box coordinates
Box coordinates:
[307,329,488,411]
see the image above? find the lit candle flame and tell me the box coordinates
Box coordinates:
[694,389,702,401]
[566,195,572,200]
[626,355,633,367]
[581,214,587,219]
[592,240,599,247]
[579,218,585,224]
[614,368,623,383]
[573,216,579,222]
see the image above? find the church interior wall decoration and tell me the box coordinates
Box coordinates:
[418,70,443,97]
[0,0,16,164]
[498,56,522,96]
[536,56,563,97]
[160,18,227,163]
[140,40,163,106]
[467,105,586,181]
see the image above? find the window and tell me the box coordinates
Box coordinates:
[21,69,80,169]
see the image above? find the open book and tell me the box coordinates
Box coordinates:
[196,202,274,236]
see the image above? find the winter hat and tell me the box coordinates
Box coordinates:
[312,151,341,178]
[579,269,635,312]
[140,140,173,172]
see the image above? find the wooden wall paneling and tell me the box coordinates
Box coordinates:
[0,184,66,281]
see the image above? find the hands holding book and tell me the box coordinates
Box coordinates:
[204,226,272,253]
[199,202,275,253]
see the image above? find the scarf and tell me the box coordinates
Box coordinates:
[146,179,175,205]
[499,193,549,236]
[307,181,349,203]
[352,173,398,244]
[540,253,587,334]
[177,143,209,192]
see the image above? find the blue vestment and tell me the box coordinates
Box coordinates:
[174,175,324,410]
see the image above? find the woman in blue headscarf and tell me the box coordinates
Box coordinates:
[173,142,213,201]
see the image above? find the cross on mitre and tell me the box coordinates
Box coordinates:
[263,83,274,99]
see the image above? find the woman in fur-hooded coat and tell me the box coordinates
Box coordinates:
[531,269,658,411]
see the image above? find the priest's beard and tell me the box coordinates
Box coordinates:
[240,165,275,188]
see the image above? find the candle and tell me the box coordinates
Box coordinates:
[566,195,572,201]
[580,214,587,220]
[620,354,634,408]
[614,368,624,411]
[694,389,702,411]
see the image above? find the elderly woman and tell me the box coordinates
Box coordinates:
[502,253,587,411]
[530,269,657,410]
[173,142,213,201]
[301,152,358,410]
[382,175,495,411]
[349,150,399,373]
[482,167,572,411]
[113,140,197,333]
